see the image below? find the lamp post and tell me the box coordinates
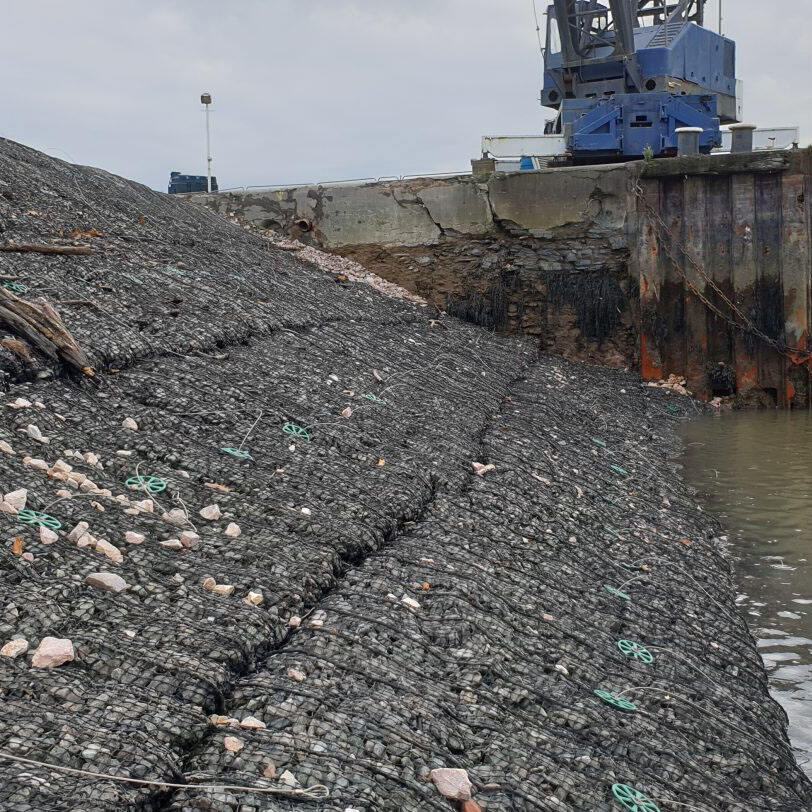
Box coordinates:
[201,92,212,193]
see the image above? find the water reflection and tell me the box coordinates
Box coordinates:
[679,412,812,775]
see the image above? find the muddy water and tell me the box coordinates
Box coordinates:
[679,412,812,775]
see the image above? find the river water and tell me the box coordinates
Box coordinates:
[679,412,812,775]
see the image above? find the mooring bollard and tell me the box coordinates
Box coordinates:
[675,127,703,156]
[728,123,757,153]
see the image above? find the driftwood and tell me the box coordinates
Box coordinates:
[0,287,95,377]
[0,243,92,256]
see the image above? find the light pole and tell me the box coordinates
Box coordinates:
[201,92,212,193]
[718,0,723,35]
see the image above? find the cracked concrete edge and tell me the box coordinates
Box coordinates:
[188,165,633,250]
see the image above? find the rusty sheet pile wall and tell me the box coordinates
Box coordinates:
[633,151,812,407]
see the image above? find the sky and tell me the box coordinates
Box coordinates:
[1,0,810,192]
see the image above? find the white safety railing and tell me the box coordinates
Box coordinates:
[209,170,473,196]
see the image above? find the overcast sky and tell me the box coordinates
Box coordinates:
[2,0,810,191]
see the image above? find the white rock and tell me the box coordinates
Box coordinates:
[83,452,99,465]
[202,577,217,591]
[31,637,74,668]
[239,715,266,730]
[34,401,45,409]
[94,538,124,564]
[0,440,14,455]
[123,630,136,638]
[212,583,234,597]
[287,667,306,682]
[472,462,495,476]
[224,522,241,538]
[430,768,472,801]
[67,471,87,485]
[341,407,352,418]
[39,526,58,545]
[122,417,138,430]
[68,521,89,542]
[23,457,49,471]
[179,530,200,549]
[199,504,221,521]
[223,736,244,753]
[55,489,72,500]
[0,502,17,516]
[0,639,28,658]
[76,533,96,549]
[85,572,128,593]
[7,397,31,409]
[26,424,49,444]
[3,488,27,512]
[279,770,300,788]
[300,507,312,516]
[134,499,154,513]
[125,531,145,545]
[21,552,34,562]
[159,539,183,550]
[288,615,301,627]
[116,449,134,457]
[51,459,72,474]
[401,595,421,611]
[245,590,263,606]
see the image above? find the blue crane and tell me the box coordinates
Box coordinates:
[541,1,738,162]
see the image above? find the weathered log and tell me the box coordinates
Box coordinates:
[0,243,92,256]
[0,288,95,376]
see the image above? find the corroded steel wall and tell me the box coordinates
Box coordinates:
[634,151,812,407]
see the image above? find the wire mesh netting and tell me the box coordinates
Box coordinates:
[0,139,810,811]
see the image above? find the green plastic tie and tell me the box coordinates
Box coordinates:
[591,438,607,448]
[125,475,168,494]
[666,404,680,414]
[611,783,660,812]
[222,447,252,460]
[611,464,630,478]
[617,640,654,664]
[604,585,630,601]
[363,393,387,404]
[594,690,636,712]
[283,423,310,442]
[18,509,61,530]
[1,281,26,294]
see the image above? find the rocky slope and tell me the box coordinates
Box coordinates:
[0,139,809,811]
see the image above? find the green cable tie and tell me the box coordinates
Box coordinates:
[611,783,660,812]
[594,689,636,712]
[283,422,310,442]
[592,438,607,448]
[611,464,630,478]
[221,447,252,459]
[604,585,630,601]
[18,509,61,530]
[1,281,26,294]
[125,475,168,495]
[363,393,387,404]
[617,640,654,664]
